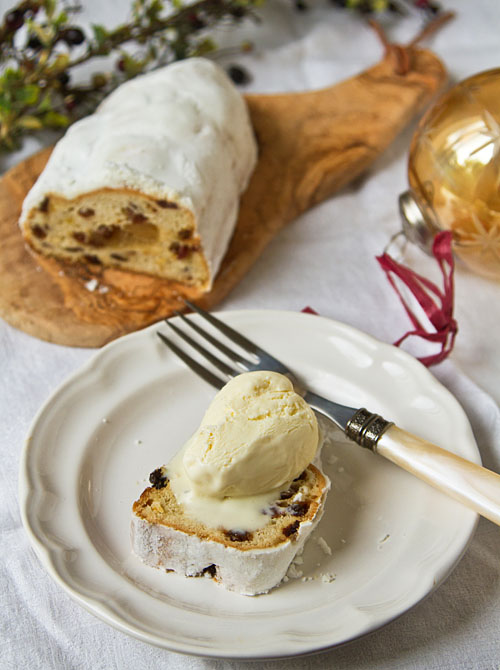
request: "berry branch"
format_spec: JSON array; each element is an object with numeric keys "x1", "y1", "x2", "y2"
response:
[{"x1": 0, "y1": 0, "x2": 443, "y2": 152}]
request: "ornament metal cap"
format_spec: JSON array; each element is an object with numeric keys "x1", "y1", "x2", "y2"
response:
[{"x1": 398, "y1": 190, "x2": 440, "y2": 255}]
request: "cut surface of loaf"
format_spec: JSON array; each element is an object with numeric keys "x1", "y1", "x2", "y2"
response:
[
  {"x1": 132, "y1": 464, "x2": 330, "y2": 596},
  {"x1": 19, "y1": 58, "x2": 257, "y2": 291}
]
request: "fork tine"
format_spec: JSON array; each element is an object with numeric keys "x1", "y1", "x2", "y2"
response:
[
  {"x1": 165, "y1": 319, "x2": 238, "y2": 378},
  {"x1": 175, "y1": 311, "x2": 253, "y2": 368},
  {"x1": 157, "y1": 332, "x2": 226, "y2": 390},
  {"x1": 185, "y1": 299, "x2": 262, "y2": 356}
]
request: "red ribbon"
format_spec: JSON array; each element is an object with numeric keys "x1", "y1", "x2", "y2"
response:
[{"x1": 376, "y1": 231, "x2": 458, "y2": 366}]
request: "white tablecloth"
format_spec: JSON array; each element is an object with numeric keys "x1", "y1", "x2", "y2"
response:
[{"x1": 2, "y1": 1, "x2": 500, "y2": 668}]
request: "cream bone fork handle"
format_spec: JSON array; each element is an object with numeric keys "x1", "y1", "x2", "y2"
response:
[{"x1": 158, "y1": 301, "x2": 500, "y2": 527}]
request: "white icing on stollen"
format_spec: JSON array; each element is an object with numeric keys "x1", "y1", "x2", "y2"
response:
[{"x1": 19, "y1": 57, "x2": 258, "y2": 284}]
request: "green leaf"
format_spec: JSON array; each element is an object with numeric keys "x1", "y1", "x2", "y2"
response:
[
  {"x1": 16, "y1": 115, "x2": 44, "y2": 130},
  {"x1": 191, "y1": 37, "x2": 216, "y2": 57},
  {"x1": 0, "y1": 94, "x2": 12, "y2": 113},
  {"x1": 92, "y1": 24, "x2": 108, "y2": 47},
  {"x1": 49, "y1": 53, "x2": 70, "y2": 73},
  {"x1": 37, "y1": 93, "x2": 53, "y2": 113},
  {"x1": 14, "y1": 85, "x2": 40, "y2": 105},
  {"x1": 1, "y1": 68, "x2": 23, "y2": 86},
  {"x1": 54, "y1": 10, "x2": 69, "y2": 27},
  {"x1": 43, "y1": 0, "x2": 57, "y2": 19},
  {"x1": 43, "y1": 111, "x2": 70, "y2": 128},
  {"x1": 119, "y1": 53, "x2": 144, "y2": 77}
]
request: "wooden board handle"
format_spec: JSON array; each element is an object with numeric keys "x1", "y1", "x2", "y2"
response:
[{"x1": 376, "y1": 425, "x2": 500, "y2": 526}]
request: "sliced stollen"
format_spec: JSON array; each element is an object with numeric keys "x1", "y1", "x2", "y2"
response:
[
  {"x1": 132, "y1": 463, "x2": 330, "y2": 596},
  {"x1": 19, "y1": 57, "x2": 257, "y2": 293}
]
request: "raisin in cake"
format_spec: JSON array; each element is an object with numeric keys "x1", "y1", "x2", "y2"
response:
[
  {"x1": 19, "y1": 58, "x2": 257, "y2": 292},
  {"x1": 132, "y1": 464, "x2": 330, "y2": 596}
]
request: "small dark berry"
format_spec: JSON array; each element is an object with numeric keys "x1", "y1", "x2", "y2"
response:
[
  {"x1": 61, "y1": 27, "x2": 85, "y2": 46},
  {"x1": 27, "y1": 34, "x2": 42, "y2": 50},
  {"x1": 231, "y1": 6, "x2": 246, "y2": 18},
  {"x1": 426, "y1": 2, "x2": 440, "y2": 13},
  {"x1": 26, "y1": 4, "x2": 40, "y2": 17},
  {"x1": 357, "y1": 1, "x2": 373, "y2": 14},
  {"x1": 226, "y1": 64, "x2": 251, "y2": 86},
  {"x1": 5, "y1": 9, "x2": 24, "y2": 31},
  {"x1": 388, "y1": 1, "x2": 404, "y2": 13},
  {"x1": 58, "y1": 71, "x2": 70, "y2": 87},
  {"x1": 64, "y1": 96, "x2": 76, "y2": 111},
  {"x1": 117, "y1": 58, "x2": 126, "y2": 72},
  {"x1": 188, "y1": 13, "x2": 205, "y2": 30}
]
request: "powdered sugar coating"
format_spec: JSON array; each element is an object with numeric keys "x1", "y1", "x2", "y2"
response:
[{"x1": 20, "y1": 58, "x2": 257, "y2": 282}]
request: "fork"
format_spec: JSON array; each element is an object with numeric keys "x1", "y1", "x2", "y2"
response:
[{"x1": 157, "y1": 301, "x2": 500, "y2": 527}]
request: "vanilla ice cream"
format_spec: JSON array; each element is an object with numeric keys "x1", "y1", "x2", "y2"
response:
[{"x1": 182, "y1": 371, "x2": 319, "y2": 498}]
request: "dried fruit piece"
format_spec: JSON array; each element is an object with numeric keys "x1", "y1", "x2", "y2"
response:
[
  {"x1": 149, "y1": 468, "x2": 168, "y2": 490},
  {"x1": 38, "y1": 197, "x2": 49, "y2": 212},
  {"x1": 156, "y1": 199, "x2": 179, "y2": 209},
  {"x1": 283, "y1": 521, "x2": 300, "y2": 537},
  {"x1": 287, "y1": 502, "x2": 310, "y2": 516},
  {"x1": 31, "y1": 225, "x2": 47, "y2": 239},
  {"x1": 224, "y1": 529, "x2": 253, "y2": 542},
  {"x1": 78, "y1": 207, "x2": 95, "y2": 218}
]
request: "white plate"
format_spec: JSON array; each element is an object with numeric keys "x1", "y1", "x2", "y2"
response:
[{"x1": 20, "y1": 310, "x2": 479, "y2": 659}]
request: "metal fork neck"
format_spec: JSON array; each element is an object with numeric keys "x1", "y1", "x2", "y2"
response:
[{"x1": 304, "y1": 392, "x2": 393, "y2": 451}]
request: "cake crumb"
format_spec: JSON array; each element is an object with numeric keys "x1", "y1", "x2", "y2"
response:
[
  {"x1": 316, "y1": 536, "x2": 332, "y2": 556},
  {"x1": 85, "y1": 278, "x2": 99, "y2": 292},
  {"x1": 321, "y1": 573, "x2": 336, "y2": 583},
  {"x1": 98, "y1": 285, "x2": 109, "y2": 294},
  {"x1": 101, "y1": 418, "x2": 109, "y2": 424},
  {"x1": 135, "y1": 439, "x2": 143, "y2": 445},
  {"x1": 151, "y1": 501, "x2": 163, "y2": 514},
  {"x1": 287, "y1": 564, "x2": 304, "y2": 579}
]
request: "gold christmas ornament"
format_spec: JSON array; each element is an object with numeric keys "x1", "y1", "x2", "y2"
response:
[{"x1": 399, "y1": 68, "x2": 500, "y2": 281}]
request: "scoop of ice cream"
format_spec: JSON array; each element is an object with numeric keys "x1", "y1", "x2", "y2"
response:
[{"x1": 182, "y1": 371, "x2": 319, "y2": 497}]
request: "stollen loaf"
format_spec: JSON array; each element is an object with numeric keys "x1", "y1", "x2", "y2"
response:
[{"x1": 19, "y1": 58, "x2": 257, "y2": 291}]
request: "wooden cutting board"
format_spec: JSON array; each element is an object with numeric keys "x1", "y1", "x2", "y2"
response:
[{"x1": 0, "y1": 43, "x2": 447, "y2": 348}]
